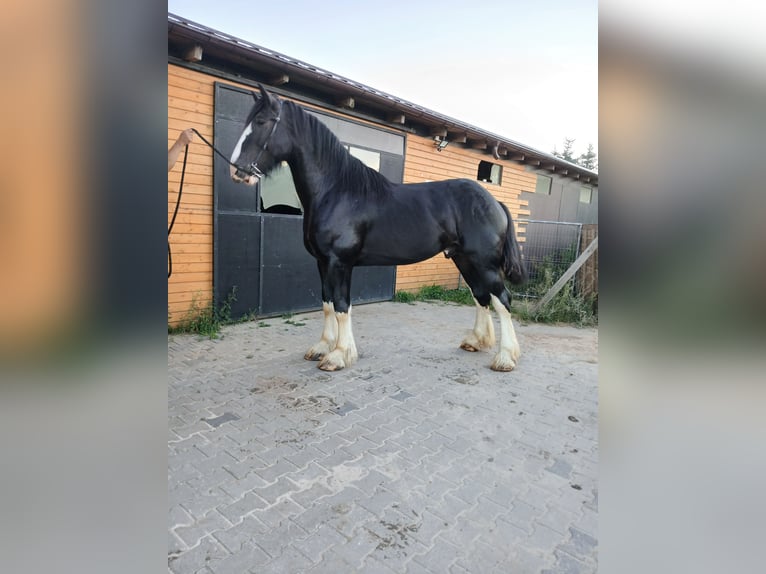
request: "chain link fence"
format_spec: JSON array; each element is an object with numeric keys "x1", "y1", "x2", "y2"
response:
[{"x1": 514, "y1": 220, "x2": 584, "y2": 299}]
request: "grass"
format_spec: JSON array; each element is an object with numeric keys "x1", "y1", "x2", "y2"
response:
[
  {"x1": 514, "y1": 283, "x2": 597, "y2": 327},
  {"x1": 168, "y1": 288, "x2": 240, "y2": 339},
  {"x1": 514, "y1": 252, "x2": 598, "y2": 326},
  {"x1": 393, "y1": 284, "x2": 475, "y2": 306},
  {"x1": 394, "y1": 276, "x2": 597, "y2": 327},
  {"x1": 168, "y1": 291, "x2": 312, "y2": 338}
]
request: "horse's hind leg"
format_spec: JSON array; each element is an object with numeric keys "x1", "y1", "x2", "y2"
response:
[
  {"x1": 455, "y1": 256, "x2": 520, "y2": 371},
  {"x1": 489, "y1": 286, "x2": 521, "y2": 372},
  {"x1": 460, "y1": 298, "x2": 495, "y2": 352},
  {"x1": 454, "y1": 258, "x2": 495, "y2": 353}
]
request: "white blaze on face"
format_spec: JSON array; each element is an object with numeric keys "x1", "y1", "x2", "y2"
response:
[{"x1": 229, "y1": 123, "x2": 253, "y2": 182}]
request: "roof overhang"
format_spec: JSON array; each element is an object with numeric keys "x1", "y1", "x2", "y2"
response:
[{"x1": 168, "y1": 13, "x2": 598, "y2": 185}]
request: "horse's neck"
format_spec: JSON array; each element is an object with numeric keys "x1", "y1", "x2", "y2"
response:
[
  {"x1": 284, "y1": 110, "x2": 338, "y2": 212},
  {"x1": 287, "y1": 150, "x2": 322, "y2": 212}
]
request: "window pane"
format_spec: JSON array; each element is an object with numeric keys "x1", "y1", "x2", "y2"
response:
[
  {"x1": 260, "y1": 161, "x2": 303, "y2": 214},
  {"x1": 490, "y1": 163, "x2": 502, "y2": 185},
  {"x1": 536, "y1": 175, "x2": 552, "y2": 194},
  {"x1": 349, "y1": 146, "x2": 381, "y2": 171},
  {"x1": 579, "y1": 187, "x2": 592, "y2": 203}
]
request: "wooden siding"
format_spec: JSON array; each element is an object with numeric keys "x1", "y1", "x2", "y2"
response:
[
  {"x1": 168, "y1": 64, "x2": 216, "y2": 326},
  {"x1": 168, "y1": 63, "x2": 533, "y2": 324},
  {"x1": 396, "y1": 138, "x2": 532, "y2": 292}
]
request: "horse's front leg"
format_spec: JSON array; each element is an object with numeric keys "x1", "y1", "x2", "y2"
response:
[
  {"x1": 304, "y1": 301, "x2": 338, "y2": 361},
  {"x1": 305, "y1": 260, "x2": 338, "y2": 361},
  {"x1": 318, "y1": 262, "x2": 358, "y2": 371}
]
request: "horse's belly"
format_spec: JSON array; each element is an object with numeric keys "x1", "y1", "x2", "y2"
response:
[{"x1": 357, "y1": 236, "x2": 443, "y2": 266}]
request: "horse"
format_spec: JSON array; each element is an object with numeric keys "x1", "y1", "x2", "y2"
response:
[{"x1": 229, "y1": 84, "x2": 528, "y2": 372}]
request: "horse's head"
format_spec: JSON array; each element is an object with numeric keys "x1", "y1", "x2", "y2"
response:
[{"x1": 229, "y1": 84, "x2": 285, "y2": 185}]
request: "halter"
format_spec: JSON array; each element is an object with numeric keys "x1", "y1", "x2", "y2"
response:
[
  {"x1": 246, "y1": 100, "x2": 283, "y2": 179},
  {"x1": 186, "y1": 99, "x2": 282, "y2": 180}
]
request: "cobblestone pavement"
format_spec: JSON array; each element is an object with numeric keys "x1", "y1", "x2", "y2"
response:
[{"x1": 168, "y1": 301, "x2": 598, "y2": 573}]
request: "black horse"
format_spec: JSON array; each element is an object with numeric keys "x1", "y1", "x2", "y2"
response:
[{"x1": 230, "y1": 84, "x2": 527, "y2": 372}]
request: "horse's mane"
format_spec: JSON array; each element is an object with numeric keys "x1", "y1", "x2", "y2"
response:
[{"x1": 288, "y1": 102, "x2": 393, "y2": 197}]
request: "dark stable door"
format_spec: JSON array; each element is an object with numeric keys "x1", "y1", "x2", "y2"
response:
[{"x1": 213, "y1": 83, "x2": 404, "y2": 318}]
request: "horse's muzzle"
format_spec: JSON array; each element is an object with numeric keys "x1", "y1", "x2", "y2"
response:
[{"x1": 230, "y1": 165, "x2": 257, "y2": 186}]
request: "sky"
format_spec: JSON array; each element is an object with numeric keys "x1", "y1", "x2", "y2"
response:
[{"x1": 167, "y1": 0, "x2": 598, "y2": 158}]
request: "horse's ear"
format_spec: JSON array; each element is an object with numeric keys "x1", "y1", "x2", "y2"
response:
[
  {"x1": 257, "y1": 83, "x2": 275, "y2": 109},
  {"x1": 251, "y1": 90, "x2": 259, "y2": 104}
]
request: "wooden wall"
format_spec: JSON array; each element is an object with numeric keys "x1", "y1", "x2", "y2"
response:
[
  {"x1": 168, "y1": 63, "x2": 533, "y2": 324},
  {"x1": 396, "y1": 139, "x2": 533, "y2": 292},
  {"x1": 168, "y1": 64, "x2": 216, "y2": 326}
]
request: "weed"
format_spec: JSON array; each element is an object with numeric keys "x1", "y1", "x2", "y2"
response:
[
  {"x1": 395, "y1": 271, "x2": 597, "y2": 327},
  {"x1": 393, "y1": 290, "x2": 416, "y2": 304},
  {"x1": 168, "y1": 288, "x2": 239, "y2": 339},
  {"x1": 393, "y1": 285, "x2": 474, "y2": 306},
  {"x1": 513, "y1": 253, "x2": 598, "y2": 326}
]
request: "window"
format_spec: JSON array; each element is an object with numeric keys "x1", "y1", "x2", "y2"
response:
[
  {"x1": 477, "y1": 160, "x2": 502, "y2": 185},
  {"x1": 349, "y1": 146, "x2": 381, "y2": 171},
  {"x1": 260, "y1": 147, "x2": 383, "y2": 215},
  {"x1": 260, "y1": 161, "x2": 303, "y2": 215},
  {"x1": 579, "y1": 186, "x2": 592, "y2": 204},
  {"x1": 535, "y1": 174, "x2": 552, "y2": 195}
]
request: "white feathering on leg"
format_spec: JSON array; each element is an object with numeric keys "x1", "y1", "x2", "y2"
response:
[
  {"x1": 460, "y1": 299, "x2": 495, "y2": 351},
  {"x1": 490, "y1": 294, "x2": 520, "y2": 371},
  {"x1": 318, "y1": 306, "x2": 358, "y2": 371},
  {"x1": 305, "y1": 302, "x2": 337, "y2": 361}
]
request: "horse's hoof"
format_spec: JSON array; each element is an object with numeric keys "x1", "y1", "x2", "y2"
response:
[
  {"x1": 460, "y1": 342, "x2": 479, "y2": 352},
  {"x1": 305, "y1": 341, "x2": 333, "y2": 361},
  {"x1": 490, "y1": 362, "x2": 515, "y2": 372},
  {"x1": 318, "y1": 359, "x2": 344, "y2": 371},
  {"x1": 491, "y1": 351, "x2": 516, "y2": 372}
]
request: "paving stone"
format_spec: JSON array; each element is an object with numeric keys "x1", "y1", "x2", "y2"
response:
[
  {"x1": 253, "y1": 458, "x2": 300, "y2": 483},
  {"x1": 175, "y1": 510, "x2": 232, "y2": 548},
  {"x1": 208, "y1": 542, "x2": 270, "y2": 573},
  {"x1": 253, "y1": 546, "x2": 314, "y2": 574},
  {"x1": 168, "y1": 537, "x2": 228, "y2": 574},
  {"x1": 547, "y1": 548, "x2": 596, "y2": 574},
  {"x1": 169, "y1": 302, "x2": 597, "y2": 574},
  {"x1": 290, "y1": 482, "x2": 334, "y2": 510},
  {"x1": 557, "y1": 526, "x2": 599, "y2": 563},
  {"x1": 212, "y1": 515, "x2": 267, "y2": 553},
  {"x1": 217, "y1": 492, "x2": 269, "y2": 524},
  {"x1": 291, "y1": 523, "x2": 348, "y2": 564}
]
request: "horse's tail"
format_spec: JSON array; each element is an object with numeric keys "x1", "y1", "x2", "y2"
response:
[{"x1": 498, "y1": 201, "x2": 528, "y2": 285}]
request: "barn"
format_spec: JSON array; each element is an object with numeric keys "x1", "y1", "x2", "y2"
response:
[{"x1": 167, "y1": 13, "x2": 598, "y2": 325}]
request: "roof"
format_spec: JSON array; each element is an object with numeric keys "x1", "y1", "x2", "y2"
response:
[{"x1": 168, "y1": 13, "x2": 597, "y2": 185}]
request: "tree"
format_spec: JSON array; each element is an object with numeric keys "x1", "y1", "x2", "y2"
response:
[
  {"x1": 578, "y1": 143, "x2": 598, "y2": 171},
  {"x1": 552, "y1": 137, "x2": 577, "y2": 163},
  {"x1": 553, "y1": 137, "x2": 598, "y2": 171}
]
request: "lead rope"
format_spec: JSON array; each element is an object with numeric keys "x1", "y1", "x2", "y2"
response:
[
  {"x1": 168, "y1": 144, "x2": 188, "y2": 278},
  {"x1": 168, "y1": 129, "x2": 251, "y2": 278},
  {"x1": 168, "y1": 118, "x2": 278, "y2": 278}
]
